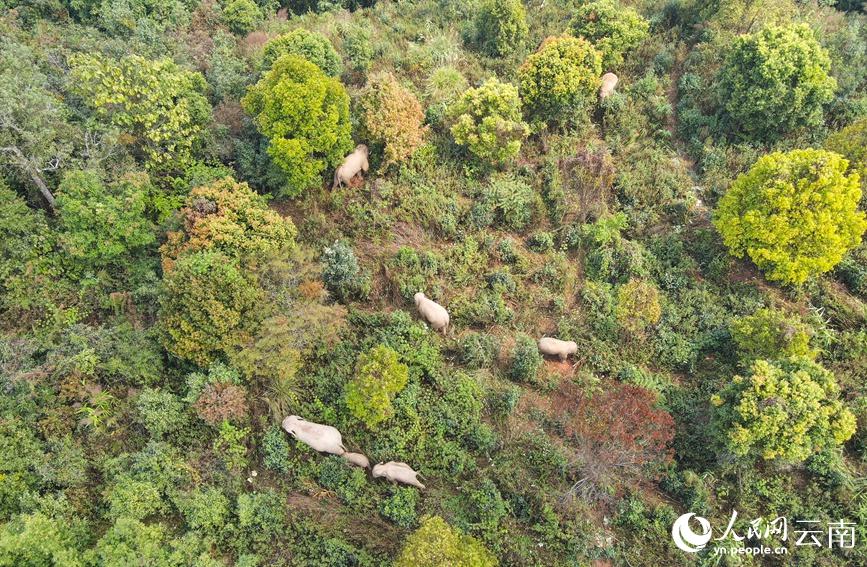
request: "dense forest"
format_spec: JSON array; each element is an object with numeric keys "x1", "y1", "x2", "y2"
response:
[{"x1": 1, "y1": 0, "x2": 867, "y2": 565}]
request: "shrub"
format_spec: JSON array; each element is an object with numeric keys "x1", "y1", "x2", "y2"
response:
[
  {"x1": 478, "y1": 174, "x2": 537, "y2": 230},
  {"x1": 396, "y1": 515, "x2": 497, "y2": 567},
  {"x1": 714, "y1": 149, "x2": 866, "y2": 285},
  {"x1": 174, "y1": 486, "x2": 230, "y2": 536},
  {"x1": 236, "y1": 490, "x2": 286, "y2": 551},
  {"x1": 570, "y1": 0, "x2": 649, "y2": 69},
  {"x1": 222, "y1": 0, "x2": 262, "y2": 35},
  {"x1": 711, "y1": 357, "x2": 856, "y2": 462},
  {"x1": 526, "y1": 231, "x2": 554, "y2": 253},
  {"x1": 318, "y1": 457, "x2": 370, "y2": 507},
  {"x1": 192, "y1": 382, "x2": 248, "y2": 426},
  {"x1": 825, "y1": 117, "x2": 867, "y2": 191},
  {"x1": 135, "y1": 388, "x2": 187, "y2": 439},
  {"x1": 345, "y1": 344, "x2": 409, "y2": 428},
  {"x1": 518, "y1": 36, "x2": 602, "y2": 125},
  {"x1": 474, "y1": 0, "x2": 528, "y2": 57},
  {"x1": 508, "y1": 334, "x2": 542, "y2": 383},
  {"x1": 379, "y1": 487, "x2": 419, "y2": 529},
  {"x1": 321, "y1": 241, "x2": 370, "y2": 302},
  {"x1": 730, "y1": 307, "x2": 814, "y2": 362},
  {"x1": 359, "y1": 72, "x2": 427, "y2": 167},
  {"x1": 615, "y1": 279, "x2": 662, "y2": 336},
  {"x1": 105, "y1": 475, "x2": 166, "y2": 520},
  {"x1": 717, "y1": 23, "x2": 836, "y2": 143},
  {"x1": 262, "y1": 426, "x2": 291, "y2": 474},
  {"x1": 159, "y1": 250, "x2": 261, "y2": 366},
  {"x1": 447, "y1": 79, "x2": 529, "y2": 165},
  {"x1": 261, "y1": 29, "x2": 342, "y2": 77},
  {"x1": 213, "y1": 421, "x2": 250, "y2": 471},
  {"x1": 458, "y1": 332, "x2": 499, "y2": 370},
  {"x1": 242, "y1": 55, "x2": 352, "y2": 195}
]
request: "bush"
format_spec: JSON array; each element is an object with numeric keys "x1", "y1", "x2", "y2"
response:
[
  {"x1": 458, "y1": 332, "x2": 499, "y2": 370},
  {"x1": 345, "y1": 344, "x2": 409, "y2": 428},
  {"x1": 192, "y1": 382, "x2": 248, "y2": 426},
  {"x1": 730, "y1": 307, "x2": 814, "y2": 362},
  {"x1": 447, "y1": 79, "x2": 528, "y2": 165},
  {"x1": 714, "y1": 149, "x2": 866, "y2": 285},
  {"x1": 261, "y1": 29, "x2": 342, "y2": 77},
  {"x1": 711, "y1": 357, "x2": 856, "y2": 462},
  {"x1": 135, "y1": 388, "x2": 187, "y2": 439},
  {"x1": 222, "y1": 0, "x2": 262, "y2": 35},
  {"x1": 526, "y1": 231, "x2": 554, "y2": 253},
  {"x1": 379, "y1": 487, "x2": 419, "y2": 529},
  {"x1": 570, "y1": 0, "x2": 649, "y2": 69},
  {"x1": 318, "y1": 457, "x2": 370, "y2": 507},
  {"x1": 508, "y1": 334, "x2": 542, "y2": 383},
  {"x1": 396, "y1": 515, "x2": 497, "y2": 567},
  {"x1": 359, "y1": 72, "x2": 427, "y2": 167},
  {"x1": 242, "y1": 55, "x2": 352, "y2": 195},
  {"x1": 105, "y1": 475, "x2": 166, "y2": 520},
  {"x1": 262, "y1": 426, "x2": 291, "y2": 474},
  {"x1": 518, "y1": 35, "x2": 602, "y2": 125},
  {"x1": 717, "y1": 23, "x2": 836, "y2": 143},
  {"x1": 321, "y1": 241, "x2": 370, "y2": 302},
  {"x1": 175, "y1": 486, "x2": 230, "y2": 536},
  {"x1": 213, "y1": 421, "x2": 250, "y2": 472},
  {"x1": 478, "y1": 174, "x2": 537, "y2": 230},
  {"x1": 615, "y1": 279, "x2": 662, "y2": 336},
  {"x1": 474, "y1": 0, "x2": 528, "y2": 57},
  {"x1": 825, "y1": 117, "x2": 867, "y2": 191}
]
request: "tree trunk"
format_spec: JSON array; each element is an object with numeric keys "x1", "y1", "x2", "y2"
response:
[{"x1": 1, "y1": 146, "x2": 57, "y2": 212}]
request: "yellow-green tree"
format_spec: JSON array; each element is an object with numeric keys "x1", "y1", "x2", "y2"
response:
[
  {"x1": 825, "y1": 117, "x2": 867, "y2": 193},
  {"x1": 69, "y1": 54, "x2": 211, "y2": 170},
  {"x1": 261, "y1": 29, "x2": 342, "y2": 77},
  {"x1": 518, "y1": 36, "x2": 602, "y2": 125},
  {"x1": 344, "y1": 344, "x2": 409, "y2": 428},
  {"x1": 396, "y1": 515, "x2": 497, "y2": 567},
  {"x1": 359, "y1": 72, "x2": 427, "y2": 167},
  {"x1": 242, "y1": 55, "x2": 352, "y2": 196},
  {"x1": 711, "y1": 357, "x2": 856, "y2": 462},
  {"x1": 616, "y1": 278, "x2": 662, "y2": 336},
  {"x1": 570, "y1": 0, "x2": 649, "y2": 69},
  {"x1": 474, "y1": 0, "x2": 528, "y2": 57},
  {"x1": 730, "y1": 307, "x2": 815, "y2": 362},
  {"x1": 714, "y1": 149, "x2": 865, "y2": 285}
]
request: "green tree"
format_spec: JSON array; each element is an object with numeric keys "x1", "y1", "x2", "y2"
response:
[
  {"x1": 615, "y1": 278, "x2": 661, "y2": 336},
  {"x1": 359, "y1": 72, "x2": 427, "y2": 167},
  {"x1": 0, "y1": 511, "x2": 87, "y2": 566},
  {"x1": 711, "y1": 357, "x2": 856, "y2": 462},
  {"x1": 447, "y1": 79, "x2": 529, "y2": 165},
  {"x1": 714, "y1": 149, "x2": 865, "y2": 285},
  {"x1": 69, "y1": 54, "x2": 211, "y2": 170},
  {"x1": 261, "y1": 29, "x2": 343, "y2": 77},
  {"x1": 518, "y1": 35, "x2": 602, "y2": 125},
  {"x1": 570, "y1": 0, "x2": 649, "y2": 69},
  {"x1": 396, "y1": 515, "x2": 498, "y2": 567},
  {"x1": 242, "y1": 55, "x2": 352, "y2": 196},
  {"x1": 474, "y1": 0, "x2": 528, "y2": 57},
  {"x1": 508, "y1": 334, "x2": 542, "y2": 383},
  {"x1": 730, "y1": 307, "x2": 815, "y2": 362},
  {"x1": 825, "y1": 117, "x2": 867, "y2": 192},
  {"x1": 222, "y1": 0, "x2": 262, "y2": 35},
  {"x1": 345, "y1": 344, "x2": 409, "y2": 428},
  {"x1": 134, "y1": 388, "x2": 187, "y2": 440},
  {"x1": 56, "y1": 170, "x2": 155, "y2": 272},
  {"x1": 159, "y1": 250, "x2": 262, "y2": 366},
  {"x1": 717, "y1": 23, "x2": 836, "y2": 143}
]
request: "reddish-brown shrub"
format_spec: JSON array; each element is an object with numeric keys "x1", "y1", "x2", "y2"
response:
[{"x1": 193, "y1": 383, "x2": 248, "y2": 426}]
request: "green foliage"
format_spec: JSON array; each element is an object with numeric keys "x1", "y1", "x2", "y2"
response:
[
  {"x1": 159, "y1": 250, "x2": 262, "y2": 366},
  {"x1": 474, "y1": 174, "x2": 538, "y2": 230},
  {"x1": 174, "y1": 486, "x2": 230, "y2": 536},
  {"x1": 222, "y1": 0, "x2": 262, "y2": 35},
  {"x1": 615, "y1": 278, "x2": 662, "y2": 336},
  {"x1": 235, "y1": 490, "x2": 286, "y2": 552},
  {"x1": 69, "y1": 53, "x2": 210, "y2": 170},
  {"x1": 135, "y1": 388, "x2": 186, "y2": 440},
  {"x1": 508, "y1": 334, "x2": 542, "y2": 383},
  {"x1": 321, "y1": 241, "x2": 370, "y2": 302},
  {"x1": 447, "y1": 79, "x2": 529, "y2": 165},
  {"x1": 518, "y1": 35, "x2": 602, "y2": 125},
  {"x1": 105, "y1": 475, "x2": 166, "y2": 520},
  {"x1": 262, "y1": 426, "x2": 292, "y2": 474},
  {"x1": 345, "y1": 344, "x2": 409, "y2": 428},
  {"x1": 396, "y1": 515, "x2": 498, "y2": 567},
  {"x1": 473, "y1": 0, "x2": 528, "y2": 57},
  {"x1": 712, "y1": 357, "x2": 856, "y2": 462},
  {"x1": 212, "y1": 421, "x2": 250, "y2": 472},
  {"x1": 826, "y1": 117, "x2": 867, "y2": 189},
  {"x1": 717, "y1": 23, "x2": 837, "y2": 143},
  {"x1": 261, "y1": 29, "x2": 343, "y2": 77},
  {"x1": 242, "y1": 55, "x2": 352, "y2": 195},
  {"x1": 379, "y1": 487, "x2": 418, "y2": 528},
  {"x1": 56, "y1": 170, "x2": 155, "y2": 273},
  {"x1": 359, "y1": 72, "x2": 427, "y2": 167},
  {"x1": 570, "y1": 0, "x2": 650, "y2": 69},
  {"x1": 714, "y1": 149, "x2": 866, "y2": 284},
  {"x1": 0, "y1": 510, "x2": 87, "y2": 567},
  {"x1": 457, "y1": 332, "x2": 499, "y2": 370},
  {"x1": 730, "y1": 307, "x2": 814, "y2": 362},
  {"x1": 317, "y1": 457, "x2": 370, "y2": 507}
]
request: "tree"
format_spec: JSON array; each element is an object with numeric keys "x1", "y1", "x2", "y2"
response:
[
  {"x1": 714, "y1": 149, "x2": 865, "y2": 285},
  {"x1": 321, "y1": 241, "x2": 370, "y2": 302},
  {"x1": 569, "y1": 0, "x2": 649, "y2": 69},
  {"x1": 730, "y1": 307, "x2": 814, "y2": 362},
  {"x1": 359, "y1": 72, "x2": 427, "y2": 167},
  {"x1": 615, "y1": 278, "x2": 662, "y2": 336},
  {"x1": 261, "y1": 29, "x2": 343, "y2": 77},
  {"x1": 474, "y1": 0, "x2": 528, "y2": 57},
  {"x1": 518, "y1": 36, "x2": 602, "y2": 125},
  {"x1": 711, "y1": 357, "x2": 856, "y2": 462},
  {"x1": 0, "y1": 511, "x2": 87, "y2": 566},
  {"x1": 396, "y1": 515, "x2": 497, "y2": 567},
  {"x1": 222, "y1": 0, "x2": 262, "y2": 35},
  {"x1": 160, "y1": 177, "x2": 296, "y2": 271},
  {"x1": 717, "y1": 23, "x2": 836, "y2": 143},
  {"x1": 56, "y1": 170, "x2": 155, "y2": 272},
  {"x1": 242, "y1": 55, "x2": 352, "y2": 196},
  {"x1": 0, "y1": 40, "x2": 74, "y2": 210},
  {"x1": 447, "y1": 79, "x2": 529, "y2": 165},
  {"x1": 508, "y1": 334, "x2": 542, "y2": 383},
  {"x1": 159, "y1": 250, "x2": 262, "y2": 366},
  {"x1": 345, "y1": 344, "x2": 409, "y2": 427},
  {"x1": 825, "y1": 117, "x2": 867, "y2": 192},
  {"x1": 69, "y1": 53, "x2": 211, "y2": 170}
]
